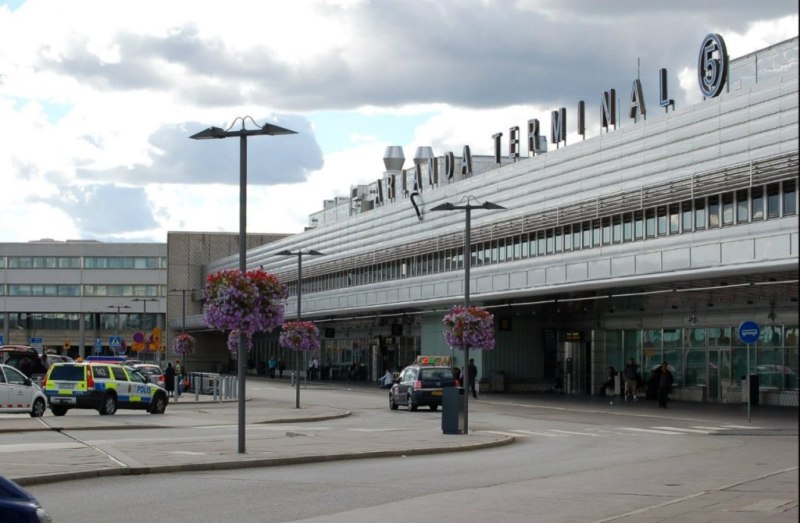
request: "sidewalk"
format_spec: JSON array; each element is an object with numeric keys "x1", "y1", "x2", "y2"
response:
[
  {"x1": 1, "y1": 381, "x2": 796, "y2": 489},
  {"x1": 0, "y1": 393, "x2": 513, "y2": 487}
]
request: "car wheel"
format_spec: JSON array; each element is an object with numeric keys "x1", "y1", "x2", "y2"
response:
[
  {"x1": 408, "y1": 394, "x2": 418, "y2": 411},
  {"x1": 429, "y1": 404, "x2": 438, "y2": 411},
  {"x1": 149, "y1": 393, "x2": 167, "y2": 414},
  {"x1": 51, "y1": 406, "x2": 68, "y2": 416},
  {"x1": 389, "y1": 392, "x2": 398, "y2": 410},
  {"x1": 30, "y1": 398, "x2": 46, "y2": 418},
  {"x1": 99, "y1": 394, "x2": 117, "y2": 415}
]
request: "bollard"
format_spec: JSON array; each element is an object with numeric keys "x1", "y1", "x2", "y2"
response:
[
  {"x1": 213, "y1": 378, "x2": 219, "y2": 402},
  {"x1": 232, "y1": 377, "x2": 237, "y2": 399},
  {"x1": 174, "y1": 375, "x2": 180, "y2": 402}
]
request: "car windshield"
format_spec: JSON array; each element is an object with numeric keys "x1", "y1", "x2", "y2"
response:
[
  {"x1": 48, "y1": 365, "x2": 85, "y2": 381},
  {"x1": 421, "y1": 368, "x2": 455, "y2": 380}
]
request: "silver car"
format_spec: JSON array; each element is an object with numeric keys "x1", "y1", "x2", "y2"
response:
[{"x1": 0, "y1": 363, "x2": 47, "y2": 417}]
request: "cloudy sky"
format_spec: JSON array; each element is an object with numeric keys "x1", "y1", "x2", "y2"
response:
[{"x1": 1, "y1": 0, "x2": 797, "y2": 243}]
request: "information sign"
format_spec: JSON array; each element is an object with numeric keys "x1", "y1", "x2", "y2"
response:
[
  {"x1": 94, "y1": 338, "x2": 103, "y2": 354},
  {"x1": 737, "y1": 321, "x2": 760, "y2": 345}
]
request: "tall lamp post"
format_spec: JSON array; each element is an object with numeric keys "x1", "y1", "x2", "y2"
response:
[
  {"x1": 277, "y1": 249, "x2": 324, "y2": 408},
  {"x1": 170, "y1": 288, "x2": 198, "y2": 371},
  {"x1": 132, "y1": 298, "x2": 158, "y2": 354},
  {"x1": 431, "y1": 197, "x2": 506, "y2": 434},
  {"x1": 191, "y1": 116, "x2": 296, "y2": 454},
  {"x1": 107, "y1": 305, "x2": 131, "y2": 352}
]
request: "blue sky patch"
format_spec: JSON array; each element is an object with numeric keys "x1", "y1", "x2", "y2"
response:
[{"x1": 309, "y1": 111, "x2": 433, "y2": 154}]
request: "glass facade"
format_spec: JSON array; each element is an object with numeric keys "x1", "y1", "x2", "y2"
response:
[{"x1": 604, "y1": 325, "x2": 799, "y2": 401}]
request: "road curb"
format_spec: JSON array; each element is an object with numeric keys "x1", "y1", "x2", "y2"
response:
[{"x1": 12, "y1": 433, "x2": 515, "y2": 487}]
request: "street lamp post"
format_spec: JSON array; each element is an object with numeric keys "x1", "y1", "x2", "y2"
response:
[
  {"x1": 191, "y1": 116, "x2": 297, "y2": 454},
  {"x1": 132, "y1": 298, "x2": 158, "y2": 355},
  {"x1": 277, "y1": 249, "x2": 324, "y2": 408},
  {"x1": 106, "y1": 305, "x2": 131, "y2": 352},
  {"x1": 431, "y1": 197, "x2": 506, "y2": 434},
  {"x1": 169, "y1": 288, "x2": 197, "y2": 371}
]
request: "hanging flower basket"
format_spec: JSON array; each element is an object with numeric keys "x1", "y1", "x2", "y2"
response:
[
  {"x1": 171, "y1": 332, "x2": 196, "y2": 355},
  {"x1": 203, "y1": 268, "x2": 288, "y2": 352},
  {"x1": 279, "y1": 321, "x2": 320, "y2": 352},
  {"x1": 442, "y1": 305, "x2": 496, "y2": 350}
]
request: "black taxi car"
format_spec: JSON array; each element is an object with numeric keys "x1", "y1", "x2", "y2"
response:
[
  {"x1": 42, "y1": 358, "x2": 169, "y2": 416},
  {"x1": 389, "y1": 365, "x2": 459, "y2": 411}
]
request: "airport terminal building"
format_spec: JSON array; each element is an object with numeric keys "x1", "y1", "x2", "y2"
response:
[
  {"x1": 6, "y1": 34, "x2": 794, "y2": 408},
  {"x1": 186, "y1": 34, "x2": 798, "y2": 407}
]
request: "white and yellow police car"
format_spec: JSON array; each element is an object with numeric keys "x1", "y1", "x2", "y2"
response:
[{"x1": 42, "y1": 357, "x2": 169, "y2": 416}]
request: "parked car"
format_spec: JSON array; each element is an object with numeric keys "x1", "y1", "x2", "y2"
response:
[
  {"x1": 131, "y1": 363, "x2": 165, "y2": 386},
  {"x1": 43, "y1": 353, "x2": 74, "y2": 366},
  {"x1": 42, "y1": 361, "x2": 169, "y2": 416},
  {"x1": 0, "y1": 474, "x2": 53, "y2": 522},
  {"x1": 0, "y1": 346, "x2": 47, "y2": 379},
  {"x1": 389, "y1": 365, "x2": 459, "y2": 411},
  {"x1": 0, "y1": 364, "x2": 47, "y2": 417}
]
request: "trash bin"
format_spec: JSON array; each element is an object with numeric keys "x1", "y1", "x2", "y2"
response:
[
  {"x1": 749, "y1": 374, "x2": 759, "y2": 406},
  {"x1": 441, "y1": 386, "x2": 464, "y2": 434},
  {"x1": 491, "y1": 371, "x2": 505, "y2": 393}
]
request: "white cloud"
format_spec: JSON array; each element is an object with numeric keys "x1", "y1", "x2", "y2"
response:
[{"x1": 0, "y1": 0, "x2": 796, "y2": 243}]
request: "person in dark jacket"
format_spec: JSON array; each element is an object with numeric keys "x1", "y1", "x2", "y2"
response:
[
  {"x1": 164, "y1": 362, "x2": 176, "y2": 397},
  {"x1": 467, "y1": 359, "x2": 479, "y2": 399},
  {"x1": 654, "y1": 362, "x2": 673, "y2": 408}
]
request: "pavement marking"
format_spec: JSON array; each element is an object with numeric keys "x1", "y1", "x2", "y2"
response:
[
  {"x1": 349, "y1": 428, "x2": 402, "y2": 432},
  {"x1": 692, "y1": 425, "x2": 730, "y2": 431},
  {"x1": 0, "y1": 442, "x2": 86, "y2": 453},
  {"x1": 550, "y1": 429, "x2": 600, "y2": 437},
  {"x1": 721, "y1": 424, "x2": 764, "y2": 429},
  {"x1": 652, "y1": 426, "x2": 715, "y2": 434},
  {"x1": 484, "y1": 430, "x2": 532, "y2": 438},
  {"x1": 510, "y1": 429, "x2": 558, "y2": 437},
  {"x1": 735, "y1": 499, "x2": 794, "y2": 512},
  {"x1": 619, "y1": 427, "x2": 686, "y2": 435}
]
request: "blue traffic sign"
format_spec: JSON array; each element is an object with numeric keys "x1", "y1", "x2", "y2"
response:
[
  {"x1": 737, "y1": 321, "x2": 760, "y2": 345},
  {"x1": 94, "y1": 338, "x2": 103, "y2": 354},
  {"x1": 0, "y1": 334, "x2": 4, "y2": 345}
]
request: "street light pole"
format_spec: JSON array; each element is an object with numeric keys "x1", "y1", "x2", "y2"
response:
[
  {"x1": 106, "y1": 305, "x2": 131, "y2": 350},
  {"x1": 277, "y1": 249, "x2": 324, "y2": 408},
  {"x1": 132, "y1": 298, "x2": 158, "y2": 356},
  {"x1": 169, "y1": 288, "x2": 197, "y2": 371},
  {"x1": 431, "y1": 198, "x2": 506, "y2": 434},
  {"x1": 191, "y1": 117, "x2": 297, "y2": 454}
]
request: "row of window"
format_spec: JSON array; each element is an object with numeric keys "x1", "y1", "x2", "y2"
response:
[
  {"x1": 0, "y1": 285, "x2": 165, "y2": 297},
  {"x1": 287, "y1": 180, "x2": 797, "y2": 296},
  {"x1": 1, "y1": 312, "x2": 159, "y2": 332},
  {"x1": 0, "y1": 256, "x2": 167, "y2": 270}
]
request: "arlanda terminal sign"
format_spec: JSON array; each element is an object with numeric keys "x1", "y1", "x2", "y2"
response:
[{"x1": 372, "y1": 33, "x2": 731, "y2": 211}]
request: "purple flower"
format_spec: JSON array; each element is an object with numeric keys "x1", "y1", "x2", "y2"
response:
[
  {"x1": 171, "y1": 333, "x2": 196, "y2": 355},
  {"x1": 203, "y1": 269, "x2": 288, "y2": 353},
  {"x1": 279, "y1": 321, "x2": 320, "y2": 351},
  {"x1": 442, "y1": 305, "x2": 496, "y2": 350}
]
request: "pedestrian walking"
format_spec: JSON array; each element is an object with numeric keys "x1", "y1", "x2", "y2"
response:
[{"x1": 468, "y1": 358, "x2": 479, "y2": 399}]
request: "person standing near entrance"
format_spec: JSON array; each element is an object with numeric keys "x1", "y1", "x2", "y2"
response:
[
  {"x1": 655, "y1": 362, "x2": 673, "y2": 408},
  {"x1": 623, "y1": 359, "x2": 639, "y2": 401},
  {"x1": 468, "y1": 358, "x2": 479, "y2": 399}
]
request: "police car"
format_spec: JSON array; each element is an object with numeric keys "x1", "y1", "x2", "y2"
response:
[{"x1": 42, "y1": 357, "x2": 169, "y2": 416}]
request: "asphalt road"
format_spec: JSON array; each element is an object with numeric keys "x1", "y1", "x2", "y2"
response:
[{"x1": 15, "y1": 380, "x2": 797, "y2": 523}]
